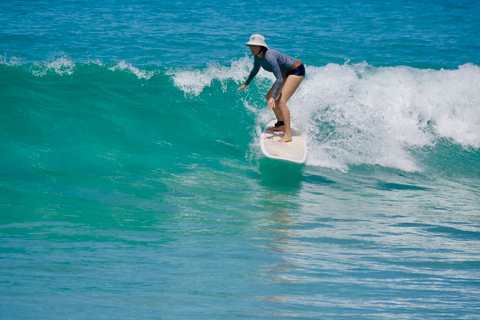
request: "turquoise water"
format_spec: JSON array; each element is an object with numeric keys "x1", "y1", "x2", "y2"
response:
[{"x1": 1, "y1": 0, "x2": 480, "y2": 319}]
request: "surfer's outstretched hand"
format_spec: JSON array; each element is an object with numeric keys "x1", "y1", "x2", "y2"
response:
[{"x1": 237, "y1": 84, "x2": 247, "y2": 92}]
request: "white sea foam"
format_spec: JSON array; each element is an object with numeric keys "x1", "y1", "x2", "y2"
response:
[
  {"x1": 171, "y1": 55, "x2": 274, "y2": 96},
  {"x1": 415, "y1": 63, "x2": 480, "y2": 148},
  {"x1": 109, "y1": 60, "x2": 155, "y2": 80},
  {"x1": 27, "y1": 57, "x2": 154, "y2": 79},
  {"x1": 31, "y1": 56, "x2": 76, "y2": 77},
  {"x1": 297, "y1": 62, "x2": 480, "y2": 171},
  {"x1": 0, "y1": 54, "x2": 24, "y2": 66}
]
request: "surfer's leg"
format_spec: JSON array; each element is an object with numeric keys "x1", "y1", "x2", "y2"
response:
[
  {"x1": 277, "y1": 75, "x2": 304, "y2": 143},
  {"x1": 265, "y1": 84, "x2": 283, "y2": 121},
  {"x1": 266, "y1": 80, "x2": 287, "y2": 130}
]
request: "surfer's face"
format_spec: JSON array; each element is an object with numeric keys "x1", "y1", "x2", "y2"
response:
[{"x1": 249, "y1": 45, "x2": 262, "y2": 56}]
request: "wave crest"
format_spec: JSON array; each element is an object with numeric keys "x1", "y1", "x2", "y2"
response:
[{"x1": 2, "y1": 56, "x2": 479, "y2": 172}]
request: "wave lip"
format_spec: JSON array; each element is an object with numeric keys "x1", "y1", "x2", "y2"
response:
[
  {"x1": 1, "y1": 54, "x2": 158, "y2": 80},
  {"x1": 170, "y1": 56, "x2": 273, "y2": 96},
  {"x1": 28, "y1": 56, "x2": 76, "y2": 77},
  {"x1": 109, "y1": 60, "x2": 156, "y2": 80}
]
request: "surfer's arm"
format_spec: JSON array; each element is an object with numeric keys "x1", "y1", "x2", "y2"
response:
[
  {"x1": 265, "y1": 51, "x2": 283, "y2": 102},
  {"x1": 237, "y1": 59, "x2": 260, "y2": 92},
  {"x1": 268, "y1": 59, "x2": 283, "y2": 100},
  {"x1": 237, "y1": 83, "x2": 247, "y2": 92},
  {"x1": 238, "y1": 59, "x2": 260, "y2": 92},
  {"x1": 244, "y1": 59, "x2": 261, "y2": 86}
]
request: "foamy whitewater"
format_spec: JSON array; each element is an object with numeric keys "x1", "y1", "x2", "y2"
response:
[
  {"x1": 1, "y1": 0, "x2": 480, "y2": 319},
  {"x1": 172, "y1": 59, "x2": 480, "y2": 172}
]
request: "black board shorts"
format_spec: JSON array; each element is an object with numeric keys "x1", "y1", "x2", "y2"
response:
[{"x1": 285, "y1": 63, "x2": 305, "y2": 77}]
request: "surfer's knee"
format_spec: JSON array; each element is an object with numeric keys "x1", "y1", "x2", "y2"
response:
[{"x1": 278, "y1": 99, "x2": 288, "y2": 110}]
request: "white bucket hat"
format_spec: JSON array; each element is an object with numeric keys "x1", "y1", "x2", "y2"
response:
[{"x1": 246, "y1": 34, "x2": 268, "y2": 48}]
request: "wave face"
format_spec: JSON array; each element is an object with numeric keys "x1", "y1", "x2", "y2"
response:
[{"x1": 1, "y1": 58, "x2": 480, "y2": 176}]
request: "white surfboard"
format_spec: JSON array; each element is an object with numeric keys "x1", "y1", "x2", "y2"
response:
[{"x1": 260, "y1": 120, "x2": 307, "y2": 164}]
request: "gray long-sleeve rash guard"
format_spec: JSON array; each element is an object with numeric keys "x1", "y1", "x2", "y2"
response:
[{"x1": 244, "y1": 48, "x2": 299, "y2": 100}]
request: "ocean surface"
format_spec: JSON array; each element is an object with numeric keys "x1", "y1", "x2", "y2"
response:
[{"x1": 1, "y1": 0, "x2": 480, "y2": 319}]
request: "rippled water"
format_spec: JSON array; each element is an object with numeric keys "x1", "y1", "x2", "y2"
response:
[{"x1": 1, "y1": 0, "x2": 480, "y2": 319}]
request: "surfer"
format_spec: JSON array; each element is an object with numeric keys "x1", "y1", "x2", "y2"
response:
[{"x1": 238, "y1": 34, "x2": 305, "y2": 143}]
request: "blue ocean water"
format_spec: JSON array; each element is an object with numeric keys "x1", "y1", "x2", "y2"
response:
[{"x1": 1, "y1": 0, "x2": 480, "y2": 319}]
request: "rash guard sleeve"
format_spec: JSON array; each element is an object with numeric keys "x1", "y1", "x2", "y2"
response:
[
  {"x1": 245, "y1": 58, "x2": 261, "y2": 86},
  {"x1": 264, "y1": 52, "x2": 284, "y2": 99}
]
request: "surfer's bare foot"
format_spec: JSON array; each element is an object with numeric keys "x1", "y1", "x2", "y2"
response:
[{"x1": 278, "y1": 134, "x2": 292, "y2": 143}]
